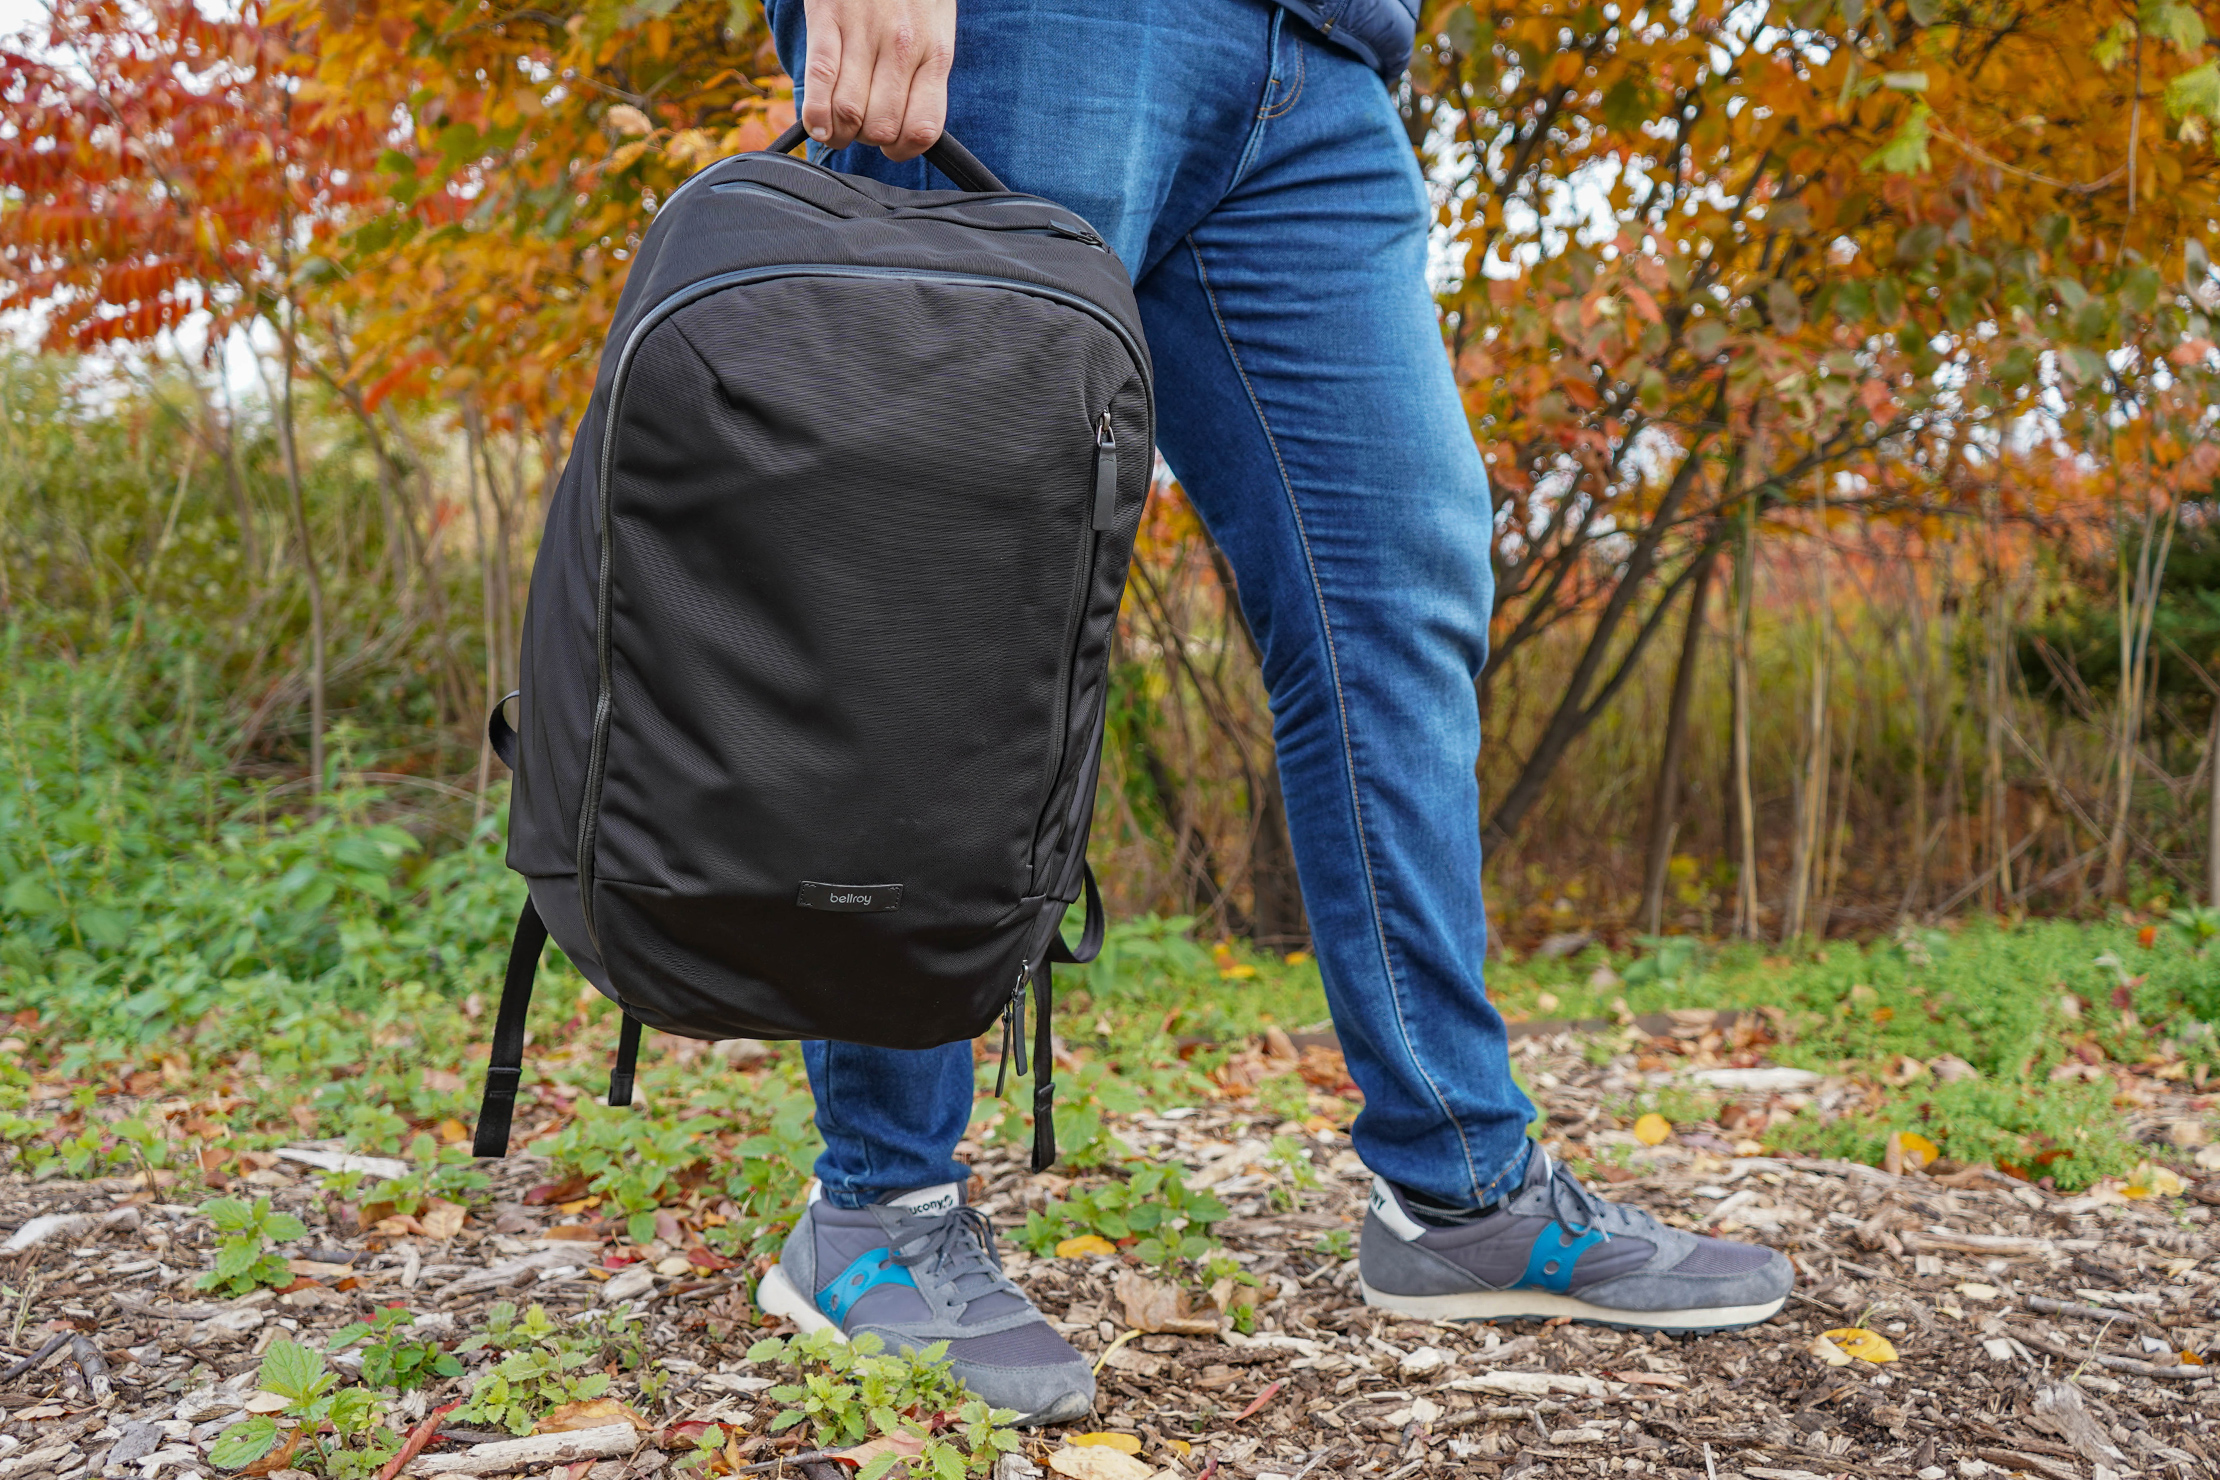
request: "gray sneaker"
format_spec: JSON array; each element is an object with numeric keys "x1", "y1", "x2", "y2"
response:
[
  {"x1": 1360, "y1": 1144, "x2": 1792, "y2": 1333},
  {"x1": 756, "y1": 1181, "x2": 1094, "y2": 1425}
]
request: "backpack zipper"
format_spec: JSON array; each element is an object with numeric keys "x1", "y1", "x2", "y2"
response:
[
  {"x1": 575, "y1": 266, "x2": 1151, "y2": 953},
  {"x1": 1091, "y1": 413, "x2": 1118, "y2": 530}
]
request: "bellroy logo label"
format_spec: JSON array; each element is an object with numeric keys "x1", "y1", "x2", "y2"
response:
[{"x1": 797, "y1": 881, "x2": 902, "y2": 913}]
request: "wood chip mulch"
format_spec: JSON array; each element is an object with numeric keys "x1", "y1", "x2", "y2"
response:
[{"x1": 6, "y1": 1030, "x2": 2220, "y2": 1480}]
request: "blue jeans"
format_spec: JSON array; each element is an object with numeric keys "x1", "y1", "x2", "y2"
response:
[{"x1": 767, "y1": 0, "x2": 1534, "y2": 1213}]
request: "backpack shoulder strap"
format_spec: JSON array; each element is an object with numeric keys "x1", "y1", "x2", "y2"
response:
[
  {"x1": 1027, "y1": 863, "x2": 1106, "y2": 1173},
  {"x1": 608, "y1": 1016, "x2": 643, "y2": 1107},
  {"x1": 473, "y1": 899, "x2": 548, "y2": 1158}
]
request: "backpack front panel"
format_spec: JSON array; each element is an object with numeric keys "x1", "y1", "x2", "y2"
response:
[{"x1": 582, "y1": 272, "x2": 1144, "y2": 1044}]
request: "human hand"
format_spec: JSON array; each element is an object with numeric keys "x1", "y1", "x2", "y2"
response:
[{"x1": 799, "y1": 0, "x2": 956, "y2": 163}]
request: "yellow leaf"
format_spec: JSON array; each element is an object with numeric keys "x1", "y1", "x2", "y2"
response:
[
  {"x1": 1823, "y1": 1327, "x2": 1899, "y2": 1364},
  {"x1": 1633, "y1": 1113, "x2": 1672, "y2": 1146},
  {"x1": 437, "y1": 1117, "x2": 469, "y2": 1144},
  {"x1": 2181, "y1": 1350, "x2": 2205, "y2": 1366},
  {"x1": 1066, "y1": 1435, "x2": 1142, "y2": 1455},
  {"x1": 1898, "y1": 1131, "x2": 1940, "y2": 1168},
  {"x1": 1055, "y1": 1234, "x2": 1117, "y2": 1259}
]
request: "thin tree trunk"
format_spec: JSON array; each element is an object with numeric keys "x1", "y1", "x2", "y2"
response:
[
  {"x1": 467, "y1": 409, "x2": 497, "y2": 823},
  {"x1": 477, "y1": 424, "x2": 520, "y2": 695},
  {"x1": 1897, "y1": 533, "x2": 1934, "y2": 922},
  {"x1": 2102, "y1": 491, "x2": 2179, "y2": 899},
  {"x1": 1731, "y1": 479, "x2": 1760, "y2": 940},
  {"x1": 1784, "y1": 487, "x2": 1832, "y2": 943},
  {"x1": 381, "y1": 404, "x2": 478, "y2": 736},
  {"x1": 1640, "y1": 540, "x2": 1719, "y2": 935},
  {"x1": 207, "y1": 375, "x2": 263, "y2": 584},
  {"x1": 1815, "y1": 720, "x2": 1857, "y2": 940},
  {"x1": 261, "y1": 306, "x2": 326, "y2": 797},
  {"x1": 1981, "y1": 502, "x2": 2012, "y2": 913},
  {"x1": 1484, "y1": 436, "x2": 1719, "y2": 848}
]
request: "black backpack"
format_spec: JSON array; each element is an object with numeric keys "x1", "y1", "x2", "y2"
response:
[{"x1": 472, "y1": 124, "x2": 1151, "y2": 1171}]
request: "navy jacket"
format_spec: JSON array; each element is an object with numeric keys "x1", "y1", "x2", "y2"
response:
[{"x1": 1278, "y1": 0, "x2": 1417, "y2": 77}]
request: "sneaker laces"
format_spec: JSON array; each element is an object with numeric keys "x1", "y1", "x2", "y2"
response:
[
  {"x1": 886, "y1": 1206, "x2": 1011, "y2": 1311},
  {"x1": 1538, "y1": 1148, "x2": 1652, "y2": 1242}
]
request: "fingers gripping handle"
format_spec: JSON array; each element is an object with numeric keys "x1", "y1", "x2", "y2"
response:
[{"x1": 766, "y1": 119, "x2": 1009, "y2": 194}]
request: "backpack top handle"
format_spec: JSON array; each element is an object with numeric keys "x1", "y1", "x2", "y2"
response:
[{"x1": 766, "y1": 119, "x2": 1010, "y2": 195}]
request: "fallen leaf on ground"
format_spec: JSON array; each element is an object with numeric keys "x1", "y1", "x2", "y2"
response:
[
  {"x1": 1047, "y1": 1446, "x2": 1153, "y2": 1480},
  {"x1": 419, "y1": 1200, "x2": 467, "y2": 1240},
  {"x1": 1231, "y1": 1379, "x2": 1285, "y2": 1422},
  {"x1": 1824, "y1": 1327, "x2": 1899, "y2": 1363},
  {"x1": 831, "y1": 1432, "x2": 925, "y2": 1469},
  {"x1": 1633, "y1": 1113, "x2": 1672, "y2": 1146},
  {"x1": 1065, "y1": 1435, "x2": 1141, "y2": 1455},
  {"x1": 1898, "y1": 1131, "x2": 1940, "y2": 1168},
  {"x1": 1957, "y1": 1282, "x2": 1999, "y2": 1301},
  {"x1": 1055, "y1": 1234, "x2": 1117, "y2": 1259},
  {"x1": 536, "y1": 1399, "x2": 648, "y2": 1434},
  {"x1": 543, "y1": 1224, "x2": 602, "y2": 1241},
  {"x1": 1113, "y1": 1270, "x2": 1219, "y2": 1334},
  {"x1": 1809, "y1": 1333, "x2": 1852, "y2": 1366},
  {"x1": 239, "y1": 1429, "x2": 303, "y2": 1477}
]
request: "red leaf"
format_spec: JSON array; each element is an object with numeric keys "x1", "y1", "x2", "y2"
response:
[
  {"x1": 1230, "y1": 1380, "x2": 1284, "y2": 1423},
  {"x1": 376, "y1": 1401, "x2": 459, "y2": 1480}
]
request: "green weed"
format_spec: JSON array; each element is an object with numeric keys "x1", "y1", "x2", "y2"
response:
[
  {"x1": 329, "y1": 1306, "x2": 463, "y2": 1392},
  {"x1": 209, "y1": 1340, "x2": 400, "y2": 1479},
  {"x1": 197, "y1": 1195, "x2": 307, "y2": 1297},
  {"x1": 1018, "y1": 1164, "x2": 1229, "y2": 1277},
  {"x1": 452, "y1": 1301, "x2": 646, "y2": 1435},
  {"x1": 746, "y1": 1328, "x2": 1020, "y2": 1478}
]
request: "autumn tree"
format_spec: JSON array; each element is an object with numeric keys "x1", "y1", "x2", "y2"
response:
[
  {"x1": 1409, "y1": 0, "x2": 2220, "y2": 904},
  {"x1": 1, "y1": 0, "x2": 386, "y2": 790}
]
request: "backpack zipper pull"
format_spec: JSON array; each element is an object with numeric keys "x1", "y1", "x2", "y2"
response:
[
  {"x1": 995, "y1": 963, "x2": 1031, "y2": 1097},
  {"x1": 1091, "y1": 413, "x2": 1117, "y2": 532}
]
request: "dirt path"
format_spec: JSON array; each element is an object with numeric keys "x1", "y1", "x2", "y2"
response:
[{"x1": 6, "y1": 1033, "x2": 2219, "y2": 1480}]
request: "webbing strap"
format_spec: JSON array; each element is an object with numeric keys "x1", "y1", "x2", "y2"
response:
[
  {"x1": 474, "y1": 899, "x2": 547, "y2": 1158},
  {"x1": 1023, "y1": 864, "x2": 1104, "y2": 1172},
  {"x1": 486, "y1": 690, "x2": 521, "y2": 771},
  {"x1": 608, "y1": 1016, "x2": 643, "y2": 1107},
  {"x1": 1031, "y1": 962, "x2": 1057, "y2": 1173},
  {"x1": 1047, "y1": 864, "x2": 1105, "y2": 965}
]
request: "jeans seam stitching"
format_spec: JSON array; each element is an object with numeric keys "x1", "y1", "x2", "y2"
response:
[
  {"x1": 1182, "y1": 233, "x2": 1484, "y2": 1203},
  {"x1": 1260, "y1": 40, "x2": 1305, "y2": 120}
]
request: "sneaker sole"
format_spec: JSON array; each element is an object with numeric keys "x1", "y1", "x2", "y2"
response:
[
  {"x1": 1359, "y1": 1276, "x2": 1785, "y2": 1334},
  {"x1": 756, "y1": 1265, "x2": 838, "y2": 1336},
  {"x1": 756, "y1": 1266, "x2": 1093, "y2": 1427}
]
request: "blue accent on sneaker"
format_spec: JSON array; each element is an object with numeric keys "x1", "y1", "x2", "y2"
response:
[
  {"x1": 1520, "y1": 1222, "x2": 1607, "y2": 1293},
  {"x1": 815, "y1": 1248, "x2": 918, "y2": 1324}
]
